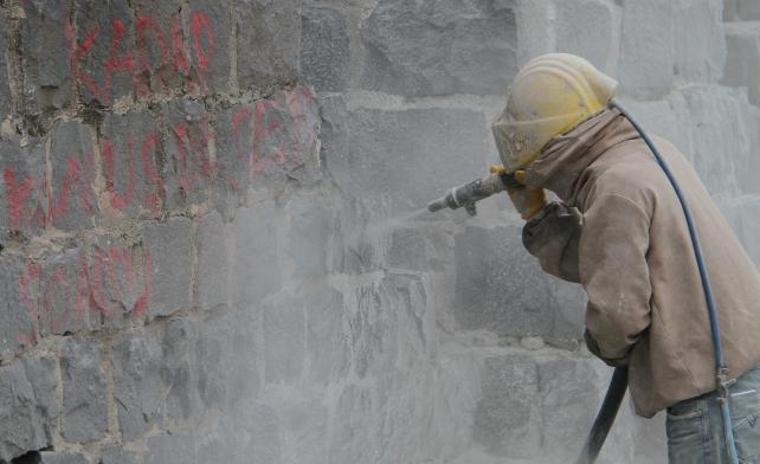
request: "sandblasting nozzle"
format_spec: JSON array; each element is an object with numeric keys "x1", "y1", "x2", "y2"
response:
[{"x1": 427, "y1": 173, "x2": 520, "y2": 216}]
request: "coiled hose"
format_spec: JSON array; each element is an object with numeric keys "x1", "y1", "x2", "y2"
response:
[{"x1": 574, "y1": 102, "x2": 739, "y2": 464}]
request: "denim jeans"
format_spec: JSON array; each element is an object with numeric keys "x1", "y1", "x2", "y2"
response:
[{"x1": 667, "y1": 364, "x2": 760, "y2": 463}]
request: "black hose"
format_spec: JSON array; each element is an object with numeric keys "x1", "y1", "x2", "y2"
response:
[{"x1": 574, "y1": 366, "x2": 628, "y2": 464}]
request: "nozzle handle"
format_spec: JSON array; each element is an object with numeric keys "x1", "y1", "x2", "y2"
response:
[{"x1": 427, "y1": 173, "x2": 516, "y2": 215}]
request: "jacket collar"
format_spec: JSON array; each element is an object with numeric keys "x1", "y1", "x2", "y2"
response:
[{"x1": 523, "y1": 107, "x2": 640, "y2": 204}]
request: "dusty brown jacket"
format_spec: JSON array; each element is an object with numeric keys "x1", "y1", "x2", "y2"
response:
[{"x1": 522, "y1": 108, "x2": 760, "y2": 417}]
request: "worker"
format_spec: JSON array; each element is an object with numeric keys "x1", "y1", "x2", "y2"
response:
[{"x1": 492, "y1": 53, "x2": 760, "y2": 463}]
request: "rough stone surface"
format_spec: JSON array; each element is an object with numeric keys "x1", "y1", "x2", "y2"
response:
[
  {"x1": 0, "y1": 357, "x2": 59, "y2": 462},
  {"x1": 235, "y1": 0, "x2": 300, "y2": 93},
  {"x1": 672, "y1": 0, "x2": 726, "y2": 84},
  {"x1": 61, "y1": 339, "x2": 108, "y2": 443},
  {"x1": 38, "y1": 451, "x2": 89, "y2": 464},
  {"x1": 725, "y1": 0, "x2": 760, "y2": 20},
  {"x1": 723, "y1": 22, "x2": 760, "y2": 106},
  {"x1": 0, "y1": 14, "x2": 10, "y2": 121},
  {"x1": 49, "y1": 121, "x2": 98, "y2": 232},
  {"x1": 0, "y1": 255, "x2": 36, "y2": 359},
  {"x1": 0, "y1": 138, "x2": 47, "y2": 240},
  {"x1": 188, "y1": 0, "x2": 234, "y2": 94},
  {"x1": 300, "y1": 7, "x2": 350, "y2": 92},
  {"x1": 195, "y1": 211, "x2": 229, "y2": 310},
  {"x1": 142, "y1": 218, "x2": 194, "y2": 318},
  {"x1": 100, "y1": 447, "x2": 139, "y2": 464},
  {"x1": 342, "y1": 108, "x2": 489, "y2": 213},
  {"x1": 360, "y1": 0, "x2": 518, "y2": 96},
  {"x1": 554, "y1": 0, "x2": 621, "y2": 73}
]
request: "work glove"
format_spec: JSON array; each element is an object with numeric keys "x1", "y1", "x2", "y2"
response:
[{"x1": 490, "y1": 165, "x2": 546, "y2": 220}]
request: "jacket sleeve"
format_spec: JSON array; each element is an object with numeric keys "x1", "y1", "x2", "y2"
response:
[
  {"x1": 522, "y1": 201, "x2": 583, "y2": 283},
  {"x1": 580, "y1": 193, "x2": 652, "y2": 365}
]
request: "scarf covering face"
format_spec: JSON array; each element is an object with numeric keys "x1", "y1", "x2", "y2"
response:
[{"x1": 523, "y1": 107, "x2": 639, "y2": 204}]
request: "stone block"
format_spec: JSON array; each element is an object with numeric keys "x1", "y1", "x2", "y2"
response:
[
  {"x1": 454, "y1": 224, "x2": 563, "y2": 337},
  {"x1": 0, "y1": 14, "x2": 11, "y2": 121},
  {"x1": 228, "y1": 198, "x2": 281, "y2": 306},
  {"x1": 0, "y1": 137, "x2": 47, "y2": 240},
  {"x1": 212, "y1": 103, "x2": 254, "y2": 202},
  {"x1": 328, "y1": 385, "x2": 371, "y2": 464},
  {"x1": 723, "y1": 195, "x2": 760, "y2": 268},
  {"x1": 668, "y1": 86, "x2": 752, "y2": 197},
  {"x1": 554, "y1": 0, "x2": 621, "y2": 74},
  {"x1": 162, "y1": 317, "x2": 202, "y2": 422},
  {"x1": 100, "y1": 110, "x2": 163, "y2": 217},
  {"x1": 187, "y1": 0, "x2": 234, "y2": 94},
  {"x1": 318, "y1": 94, "x2": 348, "y2": 175},
  {"x1": 162, "y1": 100, "x2": 213, "y2": 209},
  {"x1": 101, "y1": 447, "x2": 139, "y2": 464},
  {"x1": 0, "y1": 254, "x2": 36, "y2": 358},
  {"x1": 303, "y1": 284, "x2": 349, "y2": 385},
  {"x1": 0, "y1": 356, "x2": 60, "y2": 461},
  {"x1": 473, "y1": 355, "x2": 541, "y2": 458},
  {"x1": 195, "y1": 211, "x2": 229, "y2": 310},
  {"x1": 616, "y1": 98, "x2": 690, "y2": 155},
  {"x1": 723, "y1": 22, "x2": 760, "y2": 106},
  {"x1": 360, "y1": 0, "x2": 518, "y2": 96},
  {"x1": 618, "y1": 0, "x2": 674, "y2": 98},
  {"x1": 341, "y1": 108, "x2": 489, "y2": 213},
  {"x1": 87, "y1": 236, "x2": 151, "y2": 323},
  {"x1": 39, "y1": 247, "x2": 93, "y2": 337},
  {"x1": 38, "y1": 452, "x2": 89, "y2": 464},
  {"x1": 49, "y1": 121, "x2": 99, "y2": 231},
  {"x1": 142, "y1": 217, "x2": 194, "y2": 318},
  {"x1": 281, "y1": 192, "x2": 329, "y2": 280},
  {"x1": 672, "y1": 0, "x2": 726, "y2": 84},
  {"x1": 235, "y1": 0, "x2": 300, "y2": 93},
  {"x1": 21, "y1": 0, "x2": 70, "y2": 112},
  {"x1": 61, "y1": 338, "x2": 108, "y2": 443},
  {"x1": 300, "y1": 7, "x2": 350, "y2": 92},
  {"x1": 131, "y1": 0, "x2": 187, "y2": 97},
  {"x1": 74, "y1": 0, "x2": 135, "y2": 105},
  {"x1": 729, "y1": 0, "x2": 760, "y2": 20},
  {"x1": 112, "y1": 328, "x2": 165, "y2": 442}
]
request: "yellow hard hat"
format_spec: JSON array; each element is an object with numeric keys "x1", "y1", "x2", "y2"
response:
[{"x1": 492, "y1": 53, "x2": 618, "y2": 172}]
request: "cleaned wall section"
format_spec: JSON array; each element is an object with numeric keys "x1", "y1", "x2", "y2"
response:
[{"x1": 0, "y1": 0, "x2": 758, "y2": 463}]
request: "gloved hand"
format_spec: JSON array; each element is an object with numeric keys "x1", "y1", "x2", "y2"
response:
[{"x1": 490, "y1": 165, "x2": 546, "y2": 220}]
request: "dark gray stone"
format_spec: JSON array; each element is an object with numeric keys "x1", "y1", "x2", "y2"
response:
[
  {"x1": 21, "y1": 0, "x2": 70, "y2": 112},
  {"x1": 101, "y1": 446, "x2": 139, "y2": 464},
  {"x1": 474, "y1": 355, "x2": 541, "y2": 458},
  {"x1": 61, "y1": 338, "x2": 108, "y2": 443},
  {"x1": 162, "y1": 100, "x2": 212, "y2": 209},
  {"x1": 39, "y1": 247, "x2": 92, "y2": 337},
  {"x1": 49, "y1": 121, "x2": 99, "y2": 231},
  {"x1": 342, "y1": 108, "x2": 489, "y2": 213},
  {"x1": 454, "y1": 224, "x2": 561, "y2": 337},
  {"x1": 142, "y1": 217, "x2": 194, "y2": 318},
  {"x1": 228, "y1": 199, "x2": 281, "y2": 306},
  {"x1": 0, "y1": 254, "x2": 37, "y2": 358},
  {"x1": 38, "y1": 451, "x2": 89, "y2": 464},
  {"x1": 131, "y1": 0, "x2": 187, "y2": 97},
  {"x1": 100, "y1": 110, "x2": 164, "y2": 217},
  {"x1": 195, "y1": 211, "x2": 229, "y2": 310},
  {"x1": 360, "y1": 0, "x2": 518, "y2": 96},
  {"x1": 212, "y1": 103, "x2": 254, "y2": 202},
  {"x1": 235, "y1": 0, "x2": 299, "y2": 93},
  {"x1": 300, "y1": 7, "x2": 350, "y2": 92},
  {"x1": 187, "y1": 0, "x2": 234, "y2": 94},
  {"x1": 112, "y1": 328, "x2": 165, "y2": 442},
  {"x1": 0, "y1": 14, "x2": 11, "y2": 121},
  {"x1": 74, "y1": 0, "x2": 135, "y2": 105},
  {"x1": 0, "y1": 356, "x2": 60, "y2": 461},
  {"x1": 0, "y1": 138, "x2": 47, "y2": 240}
]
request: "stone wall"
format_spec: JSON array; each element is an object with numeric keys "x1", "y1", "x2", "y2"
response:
[{"x1": 0, "y1": 0, "x2": 758, "y2": 463}]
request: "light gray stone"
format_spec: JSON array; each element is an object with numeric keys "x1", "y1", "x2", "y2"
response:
[
  {"x1": 61, "y1": 338, "x2": 108, "y2": 443},
  {"x1": 38, "y1": 451, "x2": 89, "y2": 464},
  {"x1": 454, "y1": 224, "x2": 563, "y2": 337},
  {"x1": 195, "y1": 211, "x2": 229, "y2": 310},
  {"x1": 618, "y1": 0, "x2": 674, "y2": 98},
  {"x1": 341, "y1": 108, "x2": 489, "y2": 214},
  {"x1": 474, "y1": 355, "x2": 541, "y2": 458},
  {"x1": 112, "y1": 327, "x2": 165, "y2": 442},
  {"x1": 0, "y1": 356, "x2": 59, "y2": 461},
  {"x1": 723, "y1": 22, "x2": 760, "y2": 106},
  {"x1": 142, "y1": 217, "x2": 194, "y2": 318},
  {"x1": 554, "y1": 0, "x2": 621, "y2": 74},
  {"x1": 726, "y1": 0, "x2": 760, "y2": 20},
  {"x1": 162, "y1": 318, "x2": 202, "y2": 423},
  {"x1": 145, "y1": 431, "x2": 196, "y2": 464},
  {"x1": 300, "y1": 7, "x2": 350, "y2": 92},
  {"x1": 101, "y1": 446, "x2": 139, "y2": 464},
  {"x1": 360, "y1": 0, "x2": 518, "y2": 96},
  {"x1": 672, "y1": 0, "x2": 725, "y2": 84},
  {"x1": 281, "y1": 192, "x2": 329, "y2": 280},
  {"x1": 263, "y1": 289, "x2": 307, "y2": 384}
]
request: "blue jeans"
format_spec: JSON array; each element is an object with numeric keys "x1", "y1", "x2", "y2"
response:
[{"x1": 667, "y1": 364, "x2": 760, "y2": 463}]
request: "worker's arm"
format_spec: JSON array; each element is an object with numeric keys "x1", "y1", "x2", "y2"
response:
[
  {"x1": 522, "y1": 201, "x2": 582, "y2": 283},
  {"x1": 580, "y1": 193, "x2": 652, "y2": 366}
]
